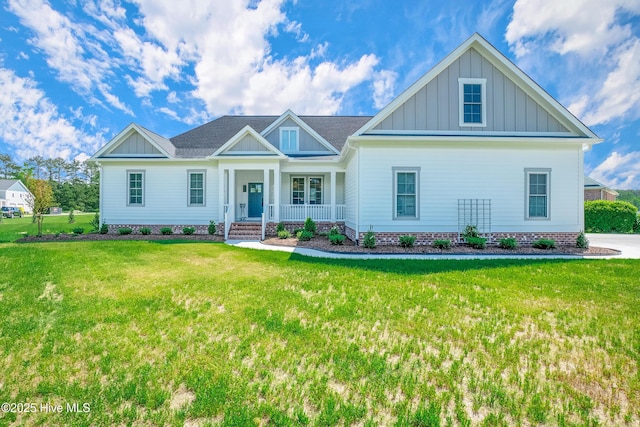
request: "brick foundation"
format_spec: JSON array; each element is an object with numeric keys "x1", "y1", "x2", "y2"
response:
[
  {"x1": 265, "y1": 221, "x2": 344, "y2": 236},
  {"x1": 353, "y1": 230, "x2": 580, "y2": 247},
  {"x1": 108, "y1": 223, "x2": 225, "y2": 236}
]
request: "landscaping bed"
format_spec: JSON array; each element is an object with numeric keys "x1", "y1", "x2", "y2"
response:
[
  {"x1": 17, "y1": 232, "x2": 224, "y2": 243},
  {"x1": 263, "y1": 235, "x2": 620, "y2": 256}
]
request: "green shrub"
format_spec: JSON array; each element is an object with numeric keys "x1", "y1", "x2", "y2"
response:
[
  {"x1": 293, "y1": 228, "x2": 304, "y2": 235},
  {"x1": 533, "y1": 238, "x2": 556, "y2": 249},
  {"x1": 328, "y1": 234, "x2": 346, "y2": 245},
  {"x1": 576, "y1": 231, "x2": 589, "y2": 249},
  {"x1": 499, "y1": 237, "x2": 518, "y2": 249},
  {"x1": 399, "y1": 235, "x2": 416, "y2": 248},
  {"x1": 90, "y1": 212, "x2": 100, "y2": 231},
  {"x1": 296, "y1": 230, "x2": 313, "y2": 241},
  {"x1": 276, "y1": 222, "x2": 285, "y2": 233},
  {"x1": 72, "y1": 227, "x2": 85, "y2": 235},
  {"x1": 462, "y1": 225, "x2": 479, "y2": 239},
  {"x1": 160, "y1": 227, "x2": 173, "y2": 235},
  {"x1": 328, "y1": 225, "x2": 341, "y2": 236},
  {"x1": 466, "y1": 236, "x2": 486, "y2": 249},
  {"x1": 208, "y1": 220, "x2": 217, "y2": 235},
  {"x1": 277, "y1": 230, "x2": 291, "y2": 239},
  {"x1": 182, "y1": 227, "x2": 195, "y2": 235},
  {"x1": 433, "y1": 239, "x2": 451, "y2": 250},
  {"x1": 362, "y1": 226, "x2": 376, "y2": 249},
  {"x1": 140, "y1": 227, "x2": 151, "y2": 235},
  {"x1": 68, "y1": 210, "x2": 75, "y2": 224},
  {"x1": 100, "y1": 223, "x2": 109, "y2": 234},
  {"x1": 585, "y1": 200, "x2": 637, "y2": 233},
  {"x1": 634, "y1": 214, "x2": 640, "y2": 233},
  {"x1": 118, "y1": 227, "x2": 133, "y2": 235},
  {"x1": 303, "y1": 217, "x2": 317, "y2": 235}
]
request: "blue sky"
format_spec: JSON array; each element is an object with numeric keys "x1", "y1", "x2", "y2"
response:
[{"x1": 1, "y1": 0, "x2": 639, "y2": 188}]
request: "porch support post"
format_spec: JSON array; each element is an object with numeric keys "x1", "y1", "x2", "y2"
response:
[
  {"x1": 228, "y1": 168, "x2": 235, "y2": 222},
  {"x1": 274, "y1": 164, "x2": 280, "y2": 222},
  {"x1": 330, "y1": 170, "x2": 336, "y2": 222},
  {"x1": 263, "y1": 168, "x2": 270, "y2": 220},
  {"x1": 218, "y1": 167, "x2": 225, "y2": 223}
]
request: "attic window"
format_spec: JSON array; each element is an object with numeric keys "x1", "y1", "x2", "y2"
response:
[
  {"x1": 280, "y1": 127, "x2": 299, "y2": 152},
  {"x1": 459, "y1": 78, "x2": 487, "y2": 127}
]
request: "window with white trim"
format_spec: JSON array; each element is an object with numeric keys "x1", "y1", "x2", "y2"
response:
[
  {"x1": 127, "y1": 170, "x2": 144, "y2": 206},
  {"x1": 459, "y1": 78, "x2": 487, "y2": 127},
  {"x1": 292, "y1": 177, "x2": 305, "y2": 204},
  {"x1": 393, "y1": 167, "x2": 419, "y2": 219},
  {"x1": 280, "y1": 127, "x2": 299, "y2": 152},
  {"x1": 188, "y1": 170, "x2": 205, "y2": 206},
  {"x1": 525, "y1": 169, "x2": 550, "y2": 219},
  {"x1": 291, "y1": 176, "x2": 323, "y2": 205}
]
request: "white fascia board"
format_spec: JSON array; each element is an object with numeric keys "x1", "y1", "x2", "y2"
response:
[{"x1": 349, "y1": 135, "x2": 601, "y2": 145}]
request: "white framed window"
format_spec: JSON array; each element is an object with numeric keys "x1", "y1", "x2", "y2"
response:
[
  {"x1": 525, "y1": 169, "x2": 550, "y2": 220},
  {"x1": 459, "y1": 78, "x2": 487, "y2": 127},
  {"x1": 393, "y1": 167, "x2": 419, "y2": 219},
  {"x1": 291, "y1": 176, "x2": 323, "y2": 204},
  {"x1": 188, "y1": 170, "x2": 206, "y2": 206},
  {"x1": 127, "y1": 170, "x2": 145, "y2": 206},
  {"x1": 280, "y1": 127, "x2": 299, "y2": 152}
]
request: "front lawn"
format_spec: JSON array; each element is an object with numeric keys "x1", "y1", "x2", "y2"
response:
[
  {"x1": 0, "y1": 241, "x2": 638, "y2": 426},
  {"x1": 0, "y1": 213, "x2": 95, "y2": 243}
]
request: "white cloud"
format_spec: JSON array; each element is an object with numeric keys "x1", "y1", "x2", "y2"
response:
[
  {"x1": 7, "y1": 0, "x2": 133, "y2": 114},
  {"x1": 506, "y1": 0, "x2": 640, "y2": 126},
  {"x1": 132, "y1": 0, "x2": 387, "y2": 115},
  {"x1": 589, "y1": 151, "x2": 640, "y2": 190},
  {"x1": 372, "y1": 70, "x2": 398, "y2": 109},
  {"x1": 0, "y1": 68, "x2": 104, "y2": 161}
]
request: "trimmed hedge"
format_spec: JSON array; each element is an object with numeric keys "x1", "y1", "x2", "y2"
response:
[{"x1": 585, "y1": 200, "x2": 637, "y2": 233}]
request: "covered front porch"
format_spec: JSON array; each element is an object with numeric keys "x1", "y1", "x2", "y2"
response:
[{"x1": 219, "y1": 161, "x2": 345, "y2": 232}]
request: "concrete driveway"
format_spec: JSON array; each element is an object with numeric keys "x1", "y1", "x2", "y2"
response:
[{"x1": 586, "y1": 233, "x2": 640, "y2": 259}]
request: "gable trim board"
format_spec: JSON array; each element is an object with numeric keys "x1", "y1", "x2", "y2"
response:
[{"x1": 93, "y1": 33, "x2": 602, "y2": 245}]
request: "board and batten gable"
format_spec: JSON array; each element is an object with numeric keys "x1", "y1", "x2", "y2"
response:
[
  {"x1": 109, "y1": 132, "x2": 165, "y2": 156},
  {"x1": 100, "y1": 161, "x2": 218, "y2": 226},
  {"x1": 263, "y1": 118, "x2": 334, "y2": 154},
  {"x1": 224, "y1": 134, "x2": 274, "y2": 154},
  {"x1": 372, "y1": 47, "x2": 574, "y2": 135}
]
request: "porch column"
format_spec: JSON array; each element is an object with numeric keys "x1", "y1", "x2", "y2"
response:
[
  {"x1": 218, "y1": 167, "x2": 225, "y2": 222},
  {"x1": 330, "y1": 170, "x2": 336, "y2": 222},
  {"x1": 228, "y1": 168, "x2": 235, "y2": 222},
  {"x1": 274, "y1": 164, "x2": 281, "y2": 222},
  {"x1": 263, "y1": 168, "x2": 271, "y2": 220}
]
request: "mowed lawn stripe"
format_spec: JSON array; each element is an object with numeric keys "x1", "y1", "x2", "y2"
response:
[{"x1": 0, "y1": 241, "x2": 638, "y2": 426}]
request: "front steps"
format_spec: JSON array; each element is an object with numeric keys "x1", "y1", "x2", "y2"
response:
[{"x1": 227, "y1": 222, "x2": 262, "y2": 241}]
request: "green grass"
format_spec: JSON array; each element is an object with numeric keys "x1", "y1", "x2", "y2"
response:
[
  {"x1": 0, "y1": 238, "x2": 638, "y2": 426},
  {"x1": 0, "y1": 213, "x2": 95, "y2": 242}
]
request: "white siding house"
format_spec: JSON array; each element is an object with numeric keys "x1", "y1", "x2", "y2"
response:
[
  {"x1": 0, "y1": 179, "x2": 33, "y2": 213},
  {"x1": 92, "y1": 34, "x2": 601, "y2": 245}
]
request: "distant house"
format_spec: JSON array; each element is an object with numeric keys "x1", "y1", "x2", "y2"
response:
[
  {"x1": 0, "y1": 179, "x2": 33, "y2": 213},
  {"x1": 584, "y1": 176, "x2": 618, "y2": 201},
  {"x1": 92, "y1": 33, "x2": 602, "y2": 245}
]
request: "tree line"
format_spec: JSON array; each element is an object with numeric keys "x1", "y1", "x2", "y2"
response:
[
  {"x1": 617, "y1": 189, "x2": 640, "y2": 210},
  {"x1": 0, "y1": 153, "x2": 99, "y2": 212}
]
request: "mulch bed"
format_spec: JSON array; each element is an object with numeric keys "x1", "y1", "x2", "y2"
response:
[
  {"x1": 17, "y1": 233, "x2": 225, "y2": 243},
  {"x1": 262, "y1": 236, "x2": 620, "y2": 256},
  {"x1": 17, "y1": 233, "x2": 619, "y2": 256}
]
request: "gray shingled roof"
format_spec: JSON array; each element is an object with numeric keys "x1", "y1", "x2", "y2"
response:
[
  {"x1": 169, "y1": 115, "x2": 372, "y2": 158},
  {"x1": 0, "y1": 179, "x2": 20, "y2": 191}
]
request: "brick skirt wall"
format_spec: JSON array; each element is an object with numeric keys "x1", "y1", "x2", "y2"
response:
[
  {"x1": 350, "y1": 230, "x2": 580, "y2": 246},
  {"x1": 108, "y1": 223, "x2": 225, "y2": 236}
]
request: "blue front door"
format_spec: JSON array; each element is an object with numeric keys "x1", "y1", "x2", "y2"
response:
[{"x1": 248, "y1": 183, "x2": 263, "y2": 218}]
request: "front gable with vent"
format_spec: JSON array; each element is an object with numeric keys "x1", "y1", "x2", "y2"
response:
[{"x1": 92, "y1": 123, "x2": 175, "y2": 159}]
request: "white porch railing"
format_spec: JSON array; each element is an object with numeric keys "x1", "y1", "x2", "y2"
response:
[{"x1": 277, "y1": 204, "x2": 345, "y2": 222}]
